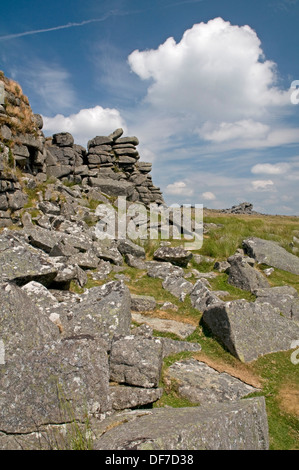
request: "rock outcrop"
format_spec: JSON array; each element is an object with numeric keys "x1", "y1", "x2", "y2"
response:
[
  {"x1": 0, "y1": 73, "x2": 164, "y2": 229},
  {"x1": 93, "y1": 397, "x2": 269, "y2": 450},
  {"x1": 166, "y1": 358, "x2": 259, "y2": 403},
  {"x1": 243, "y1": 237, "x2": 299, "y2": 275},
  {"x1": 2, "y1": 71, "x2": 298, "y2": 450},
  {"x1": 202, "y1": 299, "x2": 299, "y2": 362}
]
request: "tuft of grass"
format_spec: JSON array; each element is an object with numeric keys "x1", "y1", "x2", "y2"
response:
[
  {"x1": 154, "y1": 351, "x2": 200, "y2": 409},
  {"x1": 251, "y1": 351, "x2": 299, "y2": 450},
  {"x1": 260, "y1": 264, "x2": 299, "y2": 295},
  {"x1": 198, "y1": 213, "x2": 299, "y2": 260}
]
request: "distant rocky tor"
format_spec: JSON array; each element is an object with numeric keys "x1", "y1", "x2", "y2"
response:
[{"x1": 1, "y1": 72, "x2": 299, "y2": 450}]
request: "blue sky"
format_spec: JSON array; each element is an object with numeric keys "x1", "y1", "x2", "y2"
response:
[{"x1": 1, "y1": 0, "x2": 299, "y2": 215}]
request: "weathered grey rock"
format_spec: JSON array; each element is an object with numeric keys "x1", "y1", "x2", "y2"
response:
[
  {"x1": 0, "y1": 282, "x2": 60, "y2": 362},
  {"x1": 58, "y1": 281, "x2": 131, "y2": 349},
  {"x1": 223, "y1": 202, "x2": 253, "y2": 214},
  {"x1": 7, "y1": 190, "x2": 28, "y2": 210},
  {"x1": 88, "y1": 136, "x2": 113, "y2": 148},
  {"x1": 13, "y1": 143, "x2": 30, "y2": 158},
  {"x1": 254, "y1": 286, "x2": 299, "y2": 321},
  {"x1": 114, "y1": 136, "x2": 139, "y2": 146},
  {"x1": 68, "y1": 250, "x2": 99, "y2": 269},
  {"x1": 0, "y1": 232, "x2": 58, "y2": 286},
  {"x1": 153, "y1": 246, "x2": 193, "y2": 267},
  {"x1": 89, "y1": 259, "x2": 113, "y2": 280},
  {"x1": 24, "y1": 225, "x2": 91, "y2": 256},
  {"x1": 109, "y1": 128, "x2": 124, "y2": 140},
  {"x1": 26, "y1": 226, "x2": 61, "y2": 253},
  {"x1": 202, "y1": 299, "x2": 299, "y2": 362},
  {"x1": 162, "y1": 275, "x2": 193, "y2": 300},
  {"x1": 21, "y1": 211, "x2": 34, "y2": 228},
  {"x1": 36, "y1": 214, "x2": 52, "y2": 229},
  {"x1": 93, "y1": 397, "x2": 269, "y2": 450},
  {"x1": 131, "y1": 323, "x2": 154, "y2": 338},
  {"x1": 74, "y1": 264, "x2": 88, "y2": 287},
  {"x1": 117, "y1": 238, "x2": 145, "y2": 258},
  {"x1": 46, "y1": 164, "x2": 72, "y2": 179},
  {"x1": 93, "y1": 239, "x2": 123, "y2": 265},
  {"x1": 190, "y1": 270, "x2": 217, "y2": 279},
  {"x1": 0, "y1": 337, "x2": 110, "y2": 434},
  {"x1": 38, "y1": 200, "x2": 61, "y2": 215},
  {"x1": 167, "y1": 358, "x2": 258, "y2": 404},
  {"x1": 109, "y1": 385, "x2": 163, "y2": 410},
  {"x1": 227, "y1": 254, "x2": 270, "y2": 292},
  {"x1": 0, "y1": 124, "x2": 12, "y2": 140},
  {"x1": 243, "y1": 237, "x2": 299, "y2": 275},
  {"x1": 147, "y1": 261, "x2": 184, "y2": 280},
  {"x1": 0, "y1": 193, "x2": 8, "y2": 210},
  {"x1": 87, "y1": 154, "x2": 111, "y2": 164},
  {"x1": 49, "y1": 239, "x2": 79, "y2": 257},
  {"x1": 214, "y1": 260, "x2": 230, "y2": 272},
  {"x1": 49, "y1": 260, "x2": 80, "y2": 287},
  {"x1": 16, "y1": 134, "x2": 45, "y2": 152},
  {"x1": 89, "y1": 178, "x2": 135, "y2": 198},
  {"x1": 52, "y1": 132, "x2": 74, "y2": 147},
  {"x1": 21, "y1": 280, "x2": 59, "y2": 313},
  {"x1": 132, "y1": 313, "x2": 196, "y2": 339},
  {"x1": 131, "y1": 294, "x2": 156, "y2": 312},
  {"x1": 109, "y1": 335, "x2": 163, "y2": 388},
  {"x1": 124, "y1": 253, "x2": 147, "y2": 270},
  {"x1": 114, "y1": 148, "x2": 139, "y2": 158},
  {"x1": 33, "y1": 113, "x2": 43, "y2": 129},
  {"x1": 190, "y1": 279, "x2": 223, "y2": 313},
  {"x1": 84, "y1": 188, "x2": 110, "y2": 204},
  {"x1": 159, "y1": 300, "x2": 179, "y2": 311},
  {"x1": 161, "y1": 338, "x2": 201, "y2": 358}
]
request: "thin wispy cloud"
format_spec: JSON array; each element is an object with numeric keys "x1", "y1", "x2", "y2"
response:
[
  {"x1": 0, "y1": 10, "x2": 128, "y2": 41},
  {"x1": 164, "y1": 0, "x2": 204, "y2": 6},
  {"x1": 0, "y1": 2, "x2": 205, "y2": 42}
]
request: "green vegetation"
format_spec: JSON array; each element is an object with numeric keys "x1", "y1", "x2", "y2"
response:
[
  {"x1": 200, "y1": 212, "x2": 299, "y2": 259},
  {"x1": 71, "y1": 210, "x2": 299, "y2": 449}
]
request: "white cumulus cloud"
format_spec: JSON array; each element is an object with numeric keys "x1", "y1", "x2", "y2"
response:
[
  {"x1": 42, "y1": 106, "x2": 127, "y2": 147},
  {"x1": 202, "y1": 191, "x2": 216, "y2": 200},
  {"x1": 128, "y1": 17, "x2": 289, "y2": 124},
  {"x1": 200, "y1": 120, "x2": 270, "y2": 143},
  {"x1": 251, "y1": 162, "x2": 291, "y2": 175},
  {"x1": 252, "y1": 180, "x2": 275, "y2": 191},
  {"x1": 165, "y1": 181, "x2": 194, "y2": 196}
]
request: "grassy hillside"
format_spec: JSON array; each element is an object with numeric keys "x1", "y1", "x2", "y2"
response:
[{"x1": 81, "y1": 209, "x2": 298, "y2": 450}]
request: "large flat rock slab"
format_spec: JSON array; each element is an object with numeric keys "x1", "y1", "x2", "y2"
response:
[
  {"x1": 202, "y1": 299, "x2": 299, "y2": 362},
  {"x1": 109, "y1": 335, "x2": 163, "y2": 388},
  {"x1": 227, "y1": 254, "x2": 270, "y2": 292},
  {"x1": 190, "y1": 279, "x2": 223, "y2": 312},
  {"x1": 0, "y1": 282, "x2": 60, "y2": 361},
  {"x1": 153, "y1": 246, "x2": 193, "y2": 267},
  {"x1": 57, "y1": 281, "x2": 132, "y2": 349},
  {"x1": 162, "y1": 275, "x2": 193, "y2": 300},
  {"x1": 254, "y1": 286, "x2": 299, "y2": 321},
  {"x1": 0, "y1": 336, "x2": 110, "y2": 434},
  {"x1": 166, "y1": 358, "x2": 258, "y2": 403},
  {"x1": 109, "y1": 385, "x2": 163, "y2": 410},
  {"x1": 146, "y1": 261, "x2": 184, "y2": 279},
  {"x1": 243, "y1": 237, "x2": 299, "y2": 275},
  {"x1": 93, "y1": 397, "x2": 269, "y2": 450},
  {"x1": 0, "y1": 231, "x2": 58, "y2": 286},
  {"x1": 132, "y1": 313, "x2": 196, "y2": 339}
]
